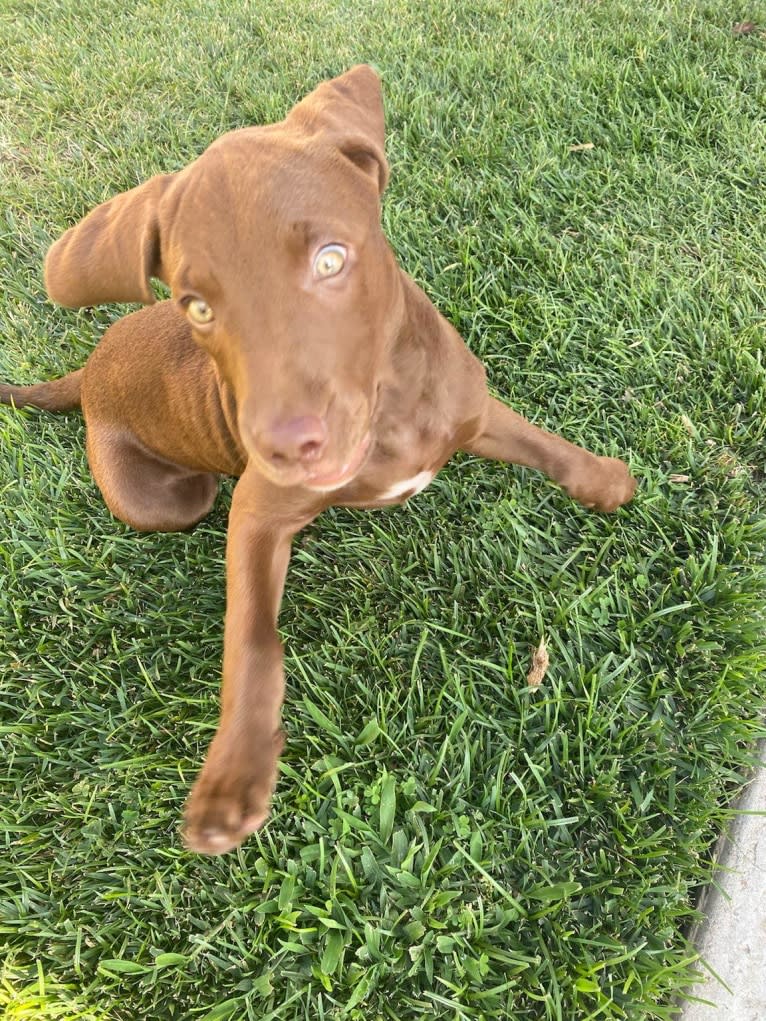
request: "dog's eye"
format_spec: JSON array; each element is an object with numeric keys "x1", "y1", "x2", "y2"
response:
[
  {"x1": 186, "y1": 298, "x2": 214, "y2": 325},
  {"x1": 313, "y1": 244, "x2": 346, "y2": 278}
]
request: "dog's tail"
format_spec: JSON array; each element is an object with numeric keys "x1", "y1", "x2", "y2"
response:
[{"x1": 0, "y1": 368, "x2": 84, "y2": 412}]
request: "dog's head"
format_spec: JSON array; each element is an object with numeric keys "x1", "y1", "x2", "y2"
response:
[{"x1": 45, "y1": 66, "x2": 403, "y2": 489}]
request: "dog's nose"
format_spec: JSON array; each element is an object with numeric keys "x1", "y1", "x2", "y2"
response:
[{"x1": 259, "y1": 415, "x2": 328, "y2": 466}]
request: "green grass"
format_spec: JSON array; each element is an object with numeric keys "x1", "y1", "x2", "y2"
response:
[{"x1": 2, "y1": 1, "x2": 766, "y2": 1018}]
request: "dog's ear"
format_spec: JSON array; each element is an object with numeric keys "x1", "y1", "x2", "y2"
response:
[
  {"x1": 288, "y1": 64, "x2": 389, "y2": 194},
  {"x1": 44, "y1": 173, "x2": 178, "y2": 307}
]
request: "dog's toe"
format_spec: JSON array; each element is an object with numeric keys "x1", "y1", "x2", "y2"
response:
[
  {"x1": 182, "y1": 734, "x2": 281, "y2": 855},
  {"x1": 183, "y1": 825, "x2": 239, "y2": 856},
  {"x1": 183, "y1": 798, "x2": 269, "y2": 855},
  {"x1": 565, "y1": 456, "x2": 637, "y2": 513}
]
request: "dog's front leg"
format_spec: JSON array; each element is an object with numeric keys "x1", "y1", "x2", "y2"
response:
[
  {"x1": 464, "y1": 396, "x2": 636, "y2": 511},
  {"x1": 183, "y1": 470, "x2": 310, "y2": 855}
]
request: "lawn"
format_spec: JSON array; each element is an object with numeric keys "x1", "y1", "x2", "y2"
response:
[{"x1": 2, "y1": 1, "x2": 766, "y2": 1018}]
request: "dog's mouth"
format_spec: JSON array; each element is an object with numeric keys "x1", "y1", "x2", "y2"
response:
[
  {"x1": 247, "y1": 429, "x2": 372, "y2": 492},
  {"x1": 302, "y1": 431, "x2": 372, "y2": 491}
]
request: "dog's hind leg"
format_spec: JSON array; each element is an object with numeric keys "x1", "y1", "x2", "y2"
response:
[{"x1": 86, "y1": 420, "x2": 218, "y2": 532}]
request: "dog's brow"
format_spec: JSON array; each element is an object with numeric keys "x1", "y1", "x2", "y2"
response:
[
  {"x1": 285, "y1": 218, "x2": 347, "y2": 245},
  {"x1": 176, "y1": 264, "x2": 222, "y2": 300}
]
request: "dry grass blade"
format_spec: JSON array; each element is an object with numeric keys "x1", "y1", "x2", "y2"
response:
[{"x1": 526, "y1": 638, "x2": 549, "y2": 687}]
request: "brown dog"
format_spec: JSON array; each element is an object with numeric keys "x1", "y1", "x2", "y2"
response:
[{"x1": 0, "y1": 66, "x2": 635, "y2": 854}]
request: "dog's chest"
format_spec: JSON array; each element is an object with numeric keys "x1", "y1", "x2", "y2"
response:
[
  {"x1": 376, "y1": 470, "x2": 434, "y2": 502},
  {"x1": 338, "y1": 465, "x2": 437, "y2": 509},
  {"x1": 337, "y1": 412, "x2": 448, "y2": 508}
]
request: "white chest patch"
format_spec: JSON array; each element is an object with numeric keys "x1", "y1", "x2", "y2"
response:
[{"x1": 378, "y1": 470, "x2": 435, "y2": 501}]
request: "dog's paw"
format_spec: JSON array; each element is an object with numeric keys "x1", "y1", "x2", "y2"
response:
[
  {"x1": 565, "y1": 456, "x2": 637, "y2": 513},
  {"x1": 182, "y1": 730, "x2": 284, "y2": 855}
]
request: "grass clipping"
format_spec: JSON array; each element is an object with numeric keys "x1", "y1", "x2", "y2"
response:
[{"x1": 527, "y1": 638, "x2": 549, "y2": 687}]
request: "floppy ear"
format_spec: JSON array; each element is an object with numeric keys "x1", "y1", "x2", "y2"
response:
[
  {"x1": 44, "y1": 173, "x2": 178, "y2": 307},
  {"x1": 287, "y1": 64, "x2": 389, "y2": 194}
]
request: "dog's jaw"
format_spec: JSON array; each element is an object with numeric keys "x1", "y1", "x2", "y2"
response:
[{"x1": 303, "y1": 431, "x2": 372, "y2": 491}]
